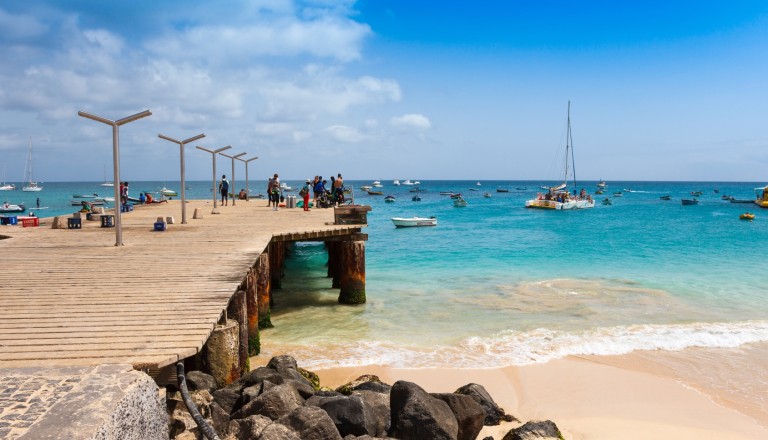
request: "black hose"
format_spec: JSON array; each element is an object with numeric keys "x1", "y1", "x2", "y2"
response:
[{"x1": 176, "y1": 362, "x2": 221, "y2": 440}]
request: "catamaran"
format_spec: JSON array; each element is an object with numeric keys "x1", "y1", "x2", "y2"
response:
[
  {"x1": 22, "y1": 138, "x2": 42, "y2": 192},
  {"x1": 525, "y1": 101, "x2": 594, "y2": 210}
]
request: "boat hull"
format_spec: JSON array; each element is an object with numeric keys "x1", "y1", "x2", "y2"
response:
[
  {"x1": 525, "y1": 199, "x2": 595, "y2": 210},
  {"x1": 391, "y1": 217, "x2": 437, "y2": 227}
]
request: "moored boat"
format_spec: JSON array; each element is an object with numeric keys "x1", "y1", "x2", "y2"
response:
[
  {"x1": 367, "y1": 190, "x2": 383, "y2": 196},
  {"x1": 681, "y1": 199, "x2": 699, "y2": 206},
  {"x1": 496, "y1": 188, "x2": 509, "y2": 193},
  {"x1": 391, "y1": 217, "x2": 437, "y2": 227},
  {"x1": 0, "y1": 202, "x2": 25, "y2": 213},
  {"x1": 740, "y1": 212, "x2": 755, "y2": 220},
  {"x1": 412, "y1": 195, "x2": 421, "y2": 201},
  {"x1": 755, "y1": 185, "x2": 768, "y2": 208},
  {"x1": 483, "y1": 192, "x2": 491, "y2": 198},
  {"x1": 602, "y1": 198, "x2": 612, "y2": 205},
  {"x1": 453, "y1": 196, "x2": 468, "y2": 207},
  {"x1": 384, "y1": 195, "x2": 395, "y2": 202},
  {"x1": 660, "y1": 195, "x2": 671, "y2": 200},
  {"x1": 525, "y1": 102, "x2": 595, "y2": 210},
  {"x1": 161, "y1": 187, "x2": 178, "y2": 197}
]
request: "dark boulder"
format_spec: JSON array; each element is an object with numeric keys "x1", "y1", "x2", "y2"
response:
[
  {"x1": 502, "y1": 420, "x2": 563, "y2": 440},
  {"x1": 209, "y1": 401, "x2": 231, "y2": 436},
  {"x1": 241, "y1": 366, "x2": 284, "y2": 387},
  {"x1": 354, "y1": 380, "x2": 392, "y2": 394},
  {"x1": 186, "y1": 370, "x2": 219, "y2": 393},
  {"x1": 258, "y1": 422, "x2": 301, "y2": 440},
  {"x1": 267, "y1": 355, "x2": 299, "y2": 373},
  {"x1": 455, "y1": 383, "x2": 516, "y2": 425},
  {"x1": 351, "y1": 390, "x2": 390, "y2": 436},
  {"x1": 232, "y1": 383, "x2": 263, "y2": 414},
  {"x1": 231, "y1": 383, "x2": 303, "y2": 421},
  {"x1": 283, "y1": 378, "x2": 317, "y2": 399},
  {"x1": 433, "y1": 393, "x2": 485, "y2": 440},
  {"x1": 277, "y1": 405, "x2": 343, "y2": 440},
  {"x1": 298, "y1": 367, "x2": 321, "y2": 390},
  {"x1": 389, "y1": 380, "x2": 459, "y2": 440},
  {"x1": 227, "y1": 414, "x2": 272, "y2": 440},
  {"x1": 336, "y1": 374, "x2": 390, "y2": 395},
  {"x1": 212, "y1": 386, "x2": 241, "y2": 414},
  {"x1": 306, "y1": 394, "x2": 381, "y2": 437}
]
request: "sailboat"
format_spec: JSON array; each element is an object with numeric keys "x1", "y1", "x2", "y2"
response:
[
  {"x1": 100, "y1": 165, "x2": 114, "y2": 187},
  {"x1": 525, "y1": 101, "x2": 594, "y2": 210},
  {"x1": 0, "y1": 164, "x2": 15, "y2": 191},
  {"x1": 22, "y1": 138, "x2": 43, "y2": 192}
]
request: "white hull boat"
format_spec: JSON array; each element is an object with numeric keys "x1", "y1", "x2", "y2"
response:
[
  {"x1": 0, "y1": 203, "x2": 25, "y2": 213},
  {"x1": 161, "y1": 188, "x2": 178, "y2": 197},
  {"x1": 391, "y1": 217, "x2": 437, "y2": 227}
]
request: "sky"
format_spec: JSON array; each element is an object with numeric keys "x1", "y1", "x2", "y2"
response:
[{"x1": 0, "y1": 0, "x2": 767, "y2": 182}]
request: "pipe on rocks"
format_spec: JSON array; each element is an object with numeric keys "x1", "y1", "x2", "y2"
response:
[{"x1": 176, "y1": 362, "x2": 221, "y2": 440}]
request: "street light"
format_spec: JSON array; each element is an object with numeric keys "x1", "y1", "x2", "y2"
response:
[
  {"x1": 235, "y1": 156, "x2": 258, "y2": 200},
  {"x1": 220, "y1": 152, "x2": 246, "y2": 206},
  {"x1": 158, "y1": 133, "x2": 206, "y2": 224},
  {"x1": 196, "y1": 145, "x2": 231, "y2": 213},
  {"x1": 78, "y1": 109, "x2": 152, "y2": 246}
]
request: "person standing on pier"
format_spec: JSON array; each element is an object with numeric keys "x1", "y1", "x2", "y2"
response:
[
  {"x1": 270, "y1": 173, "x2": 281, "y2": 211},
  {"x1": 300, "y1": 179, "x2": 311, "y2": 211},
  {"x1": 219, "y1": 175, "x2": 230, "y2": 206}
]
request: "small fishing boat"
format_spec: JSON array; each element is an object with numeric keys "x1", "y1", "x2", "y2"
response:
[
  {"x1": 730, "y1": 198, "x2": 755, "y2": 204},
  {"x1": 449, "y1": 193, "x2": 462, "y2": 199},
  {"x1": 496, "y1": 188, "x2": 509, "y2": 193},
  {"x1": 391, "y1": 216, "x2": 437, "y2": 227},
  {"x1": 0, "y1": 202, "x2": 25, "y2": 213},
  {"x1": 279, "y1": 183, "x2": 293, "y2": 192},
  {"x1": 602, "y1": 198, "x2": 612, "y2": 205},
  {"x1": 613, "y1": 191, "x2": 623, "y2": 197},
  {"x1": 740, "y1": 213, "x2": 755, "y2": 220},
  {"x1": 360, "y1": 185, "x2": 372, "y2": 191},
  {"x1": 372, "y1": 181, "x2": 383, "y2": 188},
  {"x1": 469, "y1": 188, "x2": 479, "y2": 191},
  {"x1": 597, "y1": 180, "x2": 607, "y2": 188},
  {"x1": 367, "y1": 190, "x2": 383, "y2": 196},
  {"x1": 483, "y1": 192, "x2": 491, "y2": 198},
  {"x1": 515, "y1": 187, "x2": 527, "y2": 190},
  {"x1": 453, "y1": 196, "x2": 468, "y2": 207},
  {"x1": 439, "y1": 191, "x2": 455, "y2": 195},
  {"x1": 384, "y1": 195, "x2": 395, "y2": 203},
  {"x1": 681, "y1": 199, "x2": 699, "y2": 206},
  {"x1": 690, "y1": 191, "x2": 703, "y2": 197},
  {"x1": 412, "y1": 195, "x2": 421, "y2": 201},
  {"x1": 659, "y1": 195, "x2": 671, "y2": 200},
  {"x1": 161, "y1": 187, "x2": 178, "y2": 197}
]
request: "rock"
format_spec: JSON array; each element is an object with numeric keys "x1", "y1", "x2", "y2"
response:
[
  {"x1": 186, "y1": 370, "x2": 219, "y2": 393},
  {"x1": 241, "y1": 366, "x2": 284, "y2": 387},
  {"x1": 267, "y1": 355, "x2": 299, "y2": 373},
  {"x1": 231, "y1": 383, "x2": 303, "y2": 421},
  {"x1": 233, "y1": 384, "x2": 263, "y2": 414},
  {"x1": 454, "y1": 383, "x2": 516, "y2": 425},
  {"x1": 481, "y1": 437, "x2": 495, "y2": 440},
  {"x1": 343, "y1": 436, "x2": 398, "y2": 440},
  {"x1": 209, "y1": 401, "x2": 231, "y2": 436},
  {"x1": 351, "y1": 390, "x2": 390, "y2": 436},
  {"x1": 336, "y1": 375, "x2": 389, "y2": 396},
  {"x1": 354, "y1": 380, "x2": 392, "y2": 394},
  {"x1": 502, "y1": 420, "x2": 563, "y2": 440},
  {"x1": 432, "y1": 393, "x2": 485, "y2": 440},
  {"x1": 227, "y1": 415, "x2": 272, "y2": 440},
  {"x1": 258, "y1": 422, "x2": 301, "y2": 440},
  {"x1": 284, "y1": 378, "x2": 316, "y2": 399},
  {"x1": 389, "y1": 380, "x2": 459, "y2": 440},
  {"x1": 213, "y1": 386, "x2": 241, "y2": 414},
  {"x1": 298, "y1": 367, "x2": 321, "y2": 390},
  {"x1": 277, "y1": 406, "x2": 343, "y2": 440},
  {"x1": 307, "y1": 394, "x2": 379, "y2": 437}
]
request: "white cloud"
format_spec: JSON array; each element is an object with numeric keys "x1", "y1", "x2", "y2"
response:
[
  {"x1": 391, "y1": 113, "x2": 432, "y2": 130},
  {"x1": 324, "y1": 124, "x2": 367, "y2": 143}
]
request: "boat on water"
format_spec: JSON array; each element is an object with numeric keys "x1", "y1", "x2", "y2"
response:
[
  {"x1": 367, "y1": 190, "x2": 383, "y2": 196},
  {"x1": 731, "y1": 198, "x2": 755, "y2": 204},
  {"x1": 161, "y1": 187, "x2": 178, "y2": 197},
  {"x1": 360, "y1": 185, "x2": 372, "y2": 191},
  {"x1": 412, "y1": 195, "x2": 421, "y2": 201},
  {"x1": 602, "y1": 198, "x2": 612, "y2": 205},
  {"x1": 597, "y1": 180, "x2": 607, "y2": 188},
  {"x1": 393, "y1": 180, "x2": 400, "y2": 186},
  {"x1": 391, "y1": 217, "x2": 437, "y2": 227},
  {"x1": 476, "y1": 182, "x2": 481, "y2": 186},
  {"x1": 755, "y1": 185, "x2": 768, "y2": 208},
  {"x1": 613, "y1": 191, "x2": 623, "y2": 197},
  {"x1": 409, "y1": 187, "x2": 425, "y2": 193},
  {"x1": 439, "y1": 191, "x2": 455, "y2": 195},
  {"x1": 70, "y1": 199, "x2": 106, "y2": 206},
  {"x1": 0, "y1": 164, "x2": 15, "y2": 190},
  {"x1": 72, "y1": 193, "x2": 99, "y2": 198},
  {"x1": 22, "y1": 138, "x2": 42, "y2": 192},
  {"x1": 384, "y1": 195, "x2": 396, "y2": 202},
  {"x1": 453, "y1": 196, "x2": 468, "y2": 207},
  {"x1": 740, "y1": 213, "x2": 755, "y2": 220},
  {"x1": 279, "y1": 183, "x2": 293, "y2": 191},
  {"x1": 681, "y1": 199, "x2": 699, "y2": 206},
  {"x1": 690, "y1": 191, "x2": 703, "y2": 197},
  {"x1": 372, "y1": 181, "x2": 383, "y2": 188},
  {"x1": 496, "y1": 188, "x2": 509, "y2": 193},
  {"x1": 0, "y1": 202, "x2": 25, "y2": 213},
  {"x1": 469, "y1": 188, "x2": 479, "y2": 191},
  {"x1": 595, "y1": 189, "x2": 604, "y2": 195},
  {"x1": 100, "y1": 165, "x2": 114, "y2": 187},
  {"x1": 525, "y1": 102, "x2": 595, "y2": 210},
  {"x1": 722, "y1": 195, "x2": 732, "y2": 200},
  {"x1": 659, "y1": 195, "x2": 671, "y2": 200},
  {"x1": 483, "y1": 192, "x2": 491, "y2": 198},
  {"x1": 515, "y1": 187, "x2": 527, "y2": 190},
  {"x1": 449, "y1": 193, "x2": 462, "y2": 199},
  {"x1": 402, "y1": 180, "x2": 415, "y2": 185}
]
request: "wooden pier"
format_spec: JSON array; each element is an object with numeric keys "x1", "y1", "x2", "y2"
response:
[{"x1": 0, "y1": 200, "x2": 367, "y2": 372}]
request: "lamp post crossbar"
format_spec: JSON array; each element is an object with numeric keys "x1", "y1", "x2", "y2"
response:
[
  {"x1": 78, "y1": 109, "x2": 152, "y2": 246},
  {"x1": 158, "y1": 133, "x2": 205, "y2": 224}
]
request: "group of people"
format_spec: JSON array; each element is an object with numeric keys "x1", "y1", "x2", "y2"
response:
[
  {"x1": 308, "y1": 174, "x2": 345, "y2": 209},
  {"x1": 538, "y1": 187, "x2": 593, "y2": 203},
  {"x1": 119, "y1": 182, "x2": 130, "y2": 205}
]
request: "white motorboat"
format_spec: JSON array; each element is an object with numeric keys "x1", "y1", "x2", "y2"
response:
[
  {"x1": 360, "y1": 185, "x2": 372, "y2": 191},
  {"x1": 0, "y1": 164, "x2": 15, "y2": 190},
  {"x1": 21, "y1": 138, "x2": 43, "y2": 192},
  {"x1": 161, "y1": 187, "x2": 178, "y2": 197},
  {"x1": 391, "y1": 217, "x2": 437, "y2": 227},
  {"x1": 372, "y1": 181, "x2": 383, "y2": 188},
  {"x1": 0, "y1": 202, "x2": 25, "y2": 213},
  {"x1": 402, "y1": 179, "x2": 415, "y2": 185},
  {"x1": 525, "y1": 102, "x2": 595, "y2": 210},
  {"x1": 393, "y1": 180, "x2": 400, "y2": 186}
]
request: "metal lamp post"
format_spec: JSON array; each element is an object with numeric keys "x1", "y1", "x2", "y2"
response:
[
  {"x1": 158, "y1": 133, "x2": 206, "y2": 224},
  {"x1": 77, "y1": 109, "x2": 152, "y2": 246},
  {"x1": 235, "y1": 156, "x2": 258, "y2": 200},
  {"x1": 196, "y1": 145, "x2": 231, "y2": 213},
  {"x1": 220, "y1": 152, "x2": 246, "y2": 206}
]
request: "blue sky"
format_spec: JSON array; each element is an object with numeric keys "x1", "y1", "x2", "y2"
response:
[{"x1": 0, "y1": 1, "x2": 767, "y2": 182}]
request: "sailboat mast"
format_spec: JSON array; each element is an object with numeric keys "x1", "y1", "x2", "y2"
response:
[
  {"x1": 569, "y1": 102, "x2": 577, "y2": 192},
  {"x1": 563, "y1": 101, "x2": 570, "y2": 188}
]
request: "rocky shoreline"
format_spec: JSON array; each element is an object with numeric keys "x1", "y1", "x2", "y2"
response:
[{"x1": 168, "y1": 355, "x2": 563, "y2": 440}]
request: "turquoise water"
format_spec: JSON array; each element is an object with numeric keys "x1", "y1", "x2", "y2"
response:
[
  {"x1": 4, "y1": 180, "x2": 767, "y2": 369},
  {"x1": 262, "y1": 180, "x2": 768, "y2": 369}
]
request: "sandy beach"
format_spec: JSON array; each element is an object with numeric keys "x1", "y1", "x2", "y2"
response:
[{"x1": 311, "y1": 343, "x2": 768, "y2": 439}]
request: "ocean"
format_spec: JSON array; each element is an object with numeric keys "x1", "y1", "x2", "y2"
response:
[{"x1": 3, "y1": 179, "x2": 767, "y2": 371}]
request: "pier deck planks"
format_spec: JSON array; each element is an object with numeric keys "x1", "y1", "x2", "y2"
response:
[{"x1": 0, "y1": 200, "x2": 362, "y2": 369}]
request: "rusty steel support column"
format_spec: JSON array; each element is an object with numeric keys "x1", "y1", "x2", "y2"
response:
[
  {"x1": 256, "y1": 252, "x2": 272, "y2": 330},
  {"x1": 226, "y1": 289, "x2": 249, "y2": 375},
  {"x1": 339, "y1": 240, "x2": 366, "y2": 304}
]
